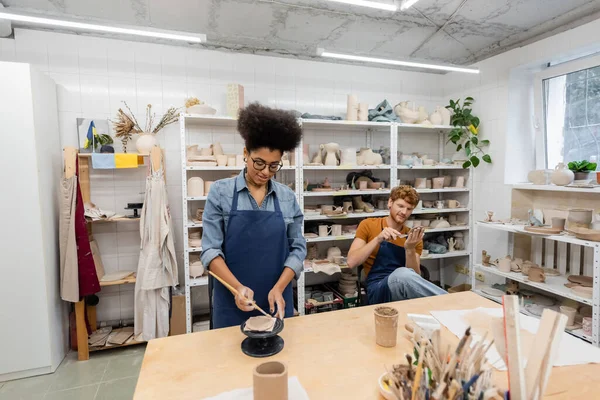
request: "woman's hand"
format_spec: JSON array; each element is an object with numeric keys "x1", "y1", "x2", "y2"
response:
[
  {"x1": 235, "y1": 285, "x2": 255, "y2": 312},
  {"x1": 377, "y1": 227, "x2": 403, "y2": 243},
  {"x1": 268, "y1": 287, "x2": 286, "y2": 319},
  {"x1": 404, "y1": 226, "x2": 425, "y2": 251}
]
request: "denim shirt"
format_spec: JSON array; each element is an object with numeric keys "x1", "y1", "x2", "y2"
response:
[{"x1": 200, "y1": 170, "x2": 307, "y2": 279}]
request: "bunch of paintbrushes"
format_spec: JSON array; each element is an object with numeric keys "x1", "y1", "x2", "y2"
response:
[
  {"x1": 383, "y1": 324, "x2": 504, "y2": 400},
  {"x1": 382, "y1": 295, "x2": 566, "y2": 400}
]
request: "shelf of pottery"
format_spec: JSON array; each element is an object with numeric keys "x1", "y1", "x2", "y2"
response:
[
  {"x1": 473, "y1": 184, "x2": 600, "y2": 347},
  {"x1": 298, "y1": 120, "x2": 472, "y2": 315}
]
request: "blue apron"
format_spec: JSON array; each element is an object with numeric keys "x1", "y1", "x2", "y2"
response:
[
  {"x1": 212, "y1": 180, "x2": 294, "y2": 329},
  {"x1": 365, "y1": 220, "x2": 407, "y2": 305}
]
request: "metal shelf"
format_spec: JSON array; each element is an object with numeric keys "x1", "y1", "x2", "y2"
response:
[
  {"x1": 301, "y1": 119, "x2": 392, "y2": 130},
  {"x1": 416, "y1": 188, "x2": 470, "y2": 193},
  {"x1": 305, "y1": 226, "x2": 469, "y2": 243},
  {"x1": 412, "y1": 208, "x2": 469, "y2": 214},
  {"x1": 181, "y1": 114, "x2": 237, "y2": 126},
  {"x1": 187, "y1": 247, "x2": 202, "y2": 252},
  {"x1": 512, "y1": 183, "x2": 600, "y2": 194},
  {"x1": 304, "y1": 211, "x2": 389, "y2": 221},
  {"x1": 476, "y1": 221, "x2": 600, "y2": 248},
  {"x1": 189, "y1": 276, "x2": 209, "y2": 287},
  {"x1": 399, "y1": 165, "x2": 465, "y2": 170},
  {"x1": 397, "y1": 123, "x2": 454, "y2": 132},
  {"x1": 421, "y1": 250, "x2": 470, "y2": 260},
  {"x1": 303, "y1": 165, "x2": 391, "y2": 170},
  {"x1": 186, "y1": 196, "x2": 207, "y2": 201},
  {"x1": 186, "y1": 219, "x2": 202, "y2": 228},
  {"x1": 185, "y1": 165, "x2": 295, "y2": 171},
  {"x1": 303, "y1": 189, "x2": 390, "y2": 197},
  {"x1": 474, "y1": 264, "x2": 593, "y2": 306}
]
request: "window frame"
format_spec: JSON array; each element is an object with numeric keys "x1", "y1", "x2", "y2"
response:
[{"x1": 533, "y1": 54, "x2": 600, "y2": 169}]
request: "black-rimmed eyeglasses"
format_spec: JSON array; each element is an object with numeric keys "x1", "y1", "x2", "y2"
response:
[{"x1": 249, "y1": 157, "x2": 283, "y2": 172}]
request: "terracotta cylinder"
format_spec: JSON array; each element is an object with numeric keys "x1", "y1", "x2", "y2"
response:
[
  {"x1": 414, "y1": 178, "x2": 427, "y2": 189},
  {"x1": 253, "y1": 361, "x2": 288, "y2": 400},
  {"x1": 432, "y1": 177, "x2": 445, "y2": 189},
  {"x1": 374, "y1": 306, "x2": 399, "y2": 347}
]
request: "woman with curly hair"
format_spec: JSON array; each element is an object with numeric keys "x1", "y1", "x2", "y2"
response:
[{"x1": 201, "y1": 103, "x2": 306, "y2": 329}]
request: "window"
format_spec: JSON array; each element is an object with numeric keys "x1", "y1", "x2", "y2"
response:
[{"x1": 535, "y1": 55, "x2": 600, "y2": 169}]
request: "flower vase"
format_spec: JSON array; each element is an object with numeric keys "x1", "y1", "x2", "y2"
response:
[{"x1": 136, "y1": 133, "x2": 157, "y2": 155}]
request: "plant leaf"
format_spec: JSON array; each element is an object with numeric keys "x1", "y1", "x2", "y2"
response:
[
  {"x1": 482, "y1": 154, "x2": 492, "y2": 163},
  {"x1": 471, "y1": 137, "x2": 478, "y2": 145},
  {"x1": 462, "y1": 160, "x2": 471, "y2": 169},
  {"x1": 465, "y1": 96, "x2": 474, "y2": 101},
  {"x1": 449, "y1": 99, "x2": 455, "y2": 107},
  {"x1": 465, "y1": 146, "x2": 471, "y2": 157},
  {"x1": 470, "y1": 156, "x2": 480, "y2": 167},
  {"x1": 472, "y1": 117, "x2": 480, "y2": 127},
  {"x1": 456, "y1": 144, "x2": 462, "y2": 152},
  {"x1": 481, "y1": 140, "x2": 490, "y2": 146}
]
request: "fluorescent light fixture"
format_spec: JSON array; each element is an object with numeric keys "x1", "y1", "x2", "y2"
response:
[
  {"x1": 0, "y1": 10, "x2": 206, "y2": 43},
  {"x1": 318, "y1": 49, "x2": 480, "y2": 74},
  {"x1": 400, "y1": 0, "x2": 421, "y2": 10},
  {"x1": 325, "y1": 0, "x2": 397, "y2": 12}
]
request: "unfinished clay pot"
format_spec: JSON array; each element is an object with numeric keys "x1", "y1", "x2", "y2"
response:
[
  {"x1": 521, "y1": 260, "x2": 536, "y2": 276},
  {"x1": 432, "y1": 177, "x2": 445, "y2": 189},
  {"x1": 374, "y1": 306, "x2": 399, "y2": 347},
  {"x1": 510, "y1": 258, "x2": 523, "y2": 273},
  {"x1": 528, "y1": 266, "x2": 545, "y2": 283},
  {"x1": 253, "y1": 361, "x2": 288, "y2": 400},
  {"x1": 498, "y1": 256, "x2": 511, "y2": 273},
  {"x1": 568, "y1": 209, "x2": 593, "y2": 229}
]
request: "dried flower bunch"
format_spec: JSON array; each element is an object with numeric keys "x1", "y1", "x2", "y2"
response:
[
  {"x1": 111, "y1": 102, "x2": 181, "y2": 152},
  {"x1": 185, "y1": 97, "x2": 204, "y2": 108}
]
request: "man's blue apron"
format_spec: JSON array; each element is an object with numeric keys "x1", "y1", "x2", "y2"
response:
[
  {"x1": 365, "y1": 220, "x2": 407, "y2": 305},
  {"x1": 212, "y1": 181, "x2": 294, "y2": 329}
]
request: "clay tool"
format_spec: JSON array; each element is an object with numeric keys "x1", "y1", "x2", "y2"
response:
[{"x1": 208, "y1": 271, "x2": 272, "y2": 318}]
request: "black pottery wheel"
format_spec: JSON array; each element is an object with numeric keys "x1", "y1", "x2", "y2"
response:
[{"x1": 240, "y1": 318, "x2": 284, "y2": 358}]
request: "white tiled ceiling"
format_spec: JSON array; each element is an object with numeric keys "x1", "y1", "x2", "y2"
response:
[{"x1": 3, "y1": 0, "x2": 600, "y2": 67}]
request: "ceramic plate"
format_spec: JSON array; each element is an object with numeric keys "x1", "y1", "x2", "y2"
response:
[{"x1": 481, "y1": 287, "x2": 504, "y2": 297}]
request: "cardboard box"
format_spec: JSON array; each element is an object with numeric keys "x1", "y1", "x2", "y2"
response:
[{"x1": 170, "y1": 294, "x2": 186, "y2": 336}]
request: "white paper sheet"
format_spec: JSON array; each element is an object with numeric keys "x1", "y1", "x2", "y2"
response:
[
  {"x1": 203, "y1": 376, "x2": 309, "y2": 400},
  {"x1": 431, "y1": 307, "x2": 600, "y2": 371}
]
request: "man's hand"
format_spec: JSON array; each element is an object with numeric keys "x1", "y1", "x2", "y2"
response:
[
  {"x1": 268, "y1": 287, "x2": 286, "y2": 319},
  {"x1": 404, "y1": 226, "x2": 425, "y2": 251},
  {"x1": 376, "y1": 227, "x2": 404, "y2": 243}
]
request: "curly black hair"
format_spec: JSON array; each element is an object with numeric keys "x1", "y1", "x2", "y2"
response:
[{"x1": 237, "y1": 103, "x2": 302, "y2": 152}]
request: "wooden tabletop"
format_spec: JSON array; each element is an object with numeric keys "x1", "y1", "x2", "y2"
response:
[{"x1": 134, "y1": 292, "x2": 599, "y2": 399}]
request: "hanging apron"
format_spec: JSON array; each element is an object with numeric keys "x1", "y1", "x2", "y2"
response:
[
  {"x1": 212, "y1": 181, "x2": 293, "y2": 329},
  {"x1": 365, "y1": 220, "x2": 407, "y2": 305}
]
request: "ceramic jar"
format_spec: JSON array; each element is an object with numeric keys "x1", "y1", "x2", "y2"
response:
[
  {"x1": 429, "y1": 107, "x2": 443, "y2": 125},
  {"x1": 189, "y1": 260, "x2": 205, "y2": 278},
  {"x1": 253, "y1": 361, "x2": 288, "y2": 400},
  {"x1": 358, "y1": 148, "x2": 383, "y2": 165},
  {"x1": 340, "y1": 147, "x2": 357, "y2": 166},
  {"x1": 440, "y1": 106, "x2": 451, "y2": 125},
  {"x1": 430, "y1": 217, "x2": 450, "y2": 229},
  {"x1": 432, "y1": 177, "x2": 445, "y2": 189},
  {"x1": 374, "y1": 306, "x2": 399, "y2": 347},
  {"x1": 321, "y1": 143, "x2": 341, "y2": 166},
  {"x1": 527, "y1": 169, "x2": 550, "y2": 185},
  {"x1": 327, "y1": 246, "x2": 342, "y2": 262},
  {"x1": 358, "y1": 103, "x2": 369, "y2": 121},
  {"x1": 551, "y1": 162, "x2": 574, "y2": 186},
  {"x1": 498, "y1": 256, "x2": 511, "y2": 273},
  {"x1": 188, "y1": 177, "x2": 204, "y2": 197},
  {"x1": 211, "y1": 142, "x2": 224, "y2": 156}
]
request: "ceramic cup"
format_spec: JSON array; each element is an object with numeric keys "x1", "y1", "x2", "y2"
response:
[
  {"x1": 447, "y1": 199, "x2": 461, "y2": 209},
  {"x1": 435, "y1": 200, "x2": 445, "y2": 209},
  {"x1": 204, "y1": 181, "x2": 214, "y2": 195},
  {"x1": 420, "y1": 220, "x2": 430, "y2": 227},
  {"x1": 318, "y1": 225, "x2": 332, "y2": 237},
  {"x1": 498, "y1": 257, "x2": 511, "y2": 273},
  {"x1": 323, "y1": 291, "x2": 335, "y2": 302},
  {"x1": 552, "y1": 217, "x2": 566, "y2": 231},
  {"x1": 454, "y1": 176, "x2": 465, "y2": 188},
  {"x1": 227, "y1": 156, "x2": 236, "y2": 166},
  {"x1": 374, "y1": 306, "x2": 399, "y2": 347},
  {"x1": 236, "y1": 154, "x2": 245, "y2": 167},
  {"x1": 448, "y1": 214, "x2": 458, "y2": 224},
  {"x1": 426, "y1": 179, "x2": 432, "y2": 189},
  {"x1": 253, "y1": 361, "x2": 288, "y2": 400},
  {"x1": 415, "y1": 178, "x2": 427, "y2": 189},
  {"x1": 412, "y1": 220, "x2": 422, "y2": 227},
  {"x1": 423, "y1": 201, "x2": 434, "y2": 208},
  {"x1": 433, "y1": 177, "x2": 445, "y2": 189},
  {"x1": 359, "y1": 181, "x2": 368, "y2": 190},
  {"x1": 343, "y1": 201, "x2": 354, "y2": 213},
  {"x1": 216, "y1": 154, "x2": 228, "y2": 167},
  {"x1": 321, "y1": 205, "x2": 334, "y2": 215},
  {"x1": 331, "y1": 224, "x2": 342, "y2": 236},
  {"x1": 583, "y1": 317, "x2": 593, "y2": 335},
  {"x1": 560, "y1": 305, "x2": 577, "y2": 326}
]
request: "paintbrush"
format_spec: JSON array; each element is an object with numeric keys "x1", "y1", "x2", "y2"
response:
[{"x1": 208, "y1": 271, "x2": 273, "y2": 318}]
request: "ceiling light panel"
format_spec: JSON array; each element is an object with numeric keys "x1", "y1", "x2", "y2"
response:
[{"x1": 325, "y1": 0, "x2": 398, "y2": 12}]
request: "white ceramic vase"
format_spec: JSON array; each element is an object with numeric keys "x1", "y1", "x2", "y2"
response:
[
  {"x1": 429, "y1": 107, "x2": 443, "y2": 125},
  {"x1": 440, "y1": 107, "x2": 451, "y2": 125},
  {"x1": 551, "y1": 162, "x2": 574, "y2": 186},
  {"x1": 136, "y1": 133, "x2": 157, "y2": 154},
  {"x1": 341, "y1": 148, "x2": 357, "y2": 166},
  {"x1": 321, "y1": 143, "x2": 340, "y2": 166},
  {"x1": 188, "y1": 177, "x2": 204, "y2": 197},
  {"x1": 327, "y1": 246, "x2": 342, "y2": 262},
  {"x1": 394, "y1": 101, "x2": 419, "y2": 124}
]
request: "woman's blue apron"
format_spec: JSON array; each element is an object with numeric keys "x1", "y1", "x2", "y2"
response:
[
  {"x1": 365, "y1": 220, "x2": 407, "y2": 305},
  {"x1": 212, "y1": 181, "x2": 294, "y2": 329}
]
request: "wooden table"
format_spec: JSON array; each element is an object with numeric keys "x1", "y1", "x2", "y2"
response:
[{"x1": 134, "y1": 292, "x2": 599, "y2": 399}]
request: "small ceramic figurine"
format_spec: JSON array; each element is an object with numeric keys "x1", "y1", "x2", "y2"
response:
[
  {"x1": 482, "y1": 250, "x2": 491, "y2": 266},
  {"x1": 322, "y1": 177, "x2": 331, "y2": 188},
  {"x1": 485, "y1": 211, "x2": 494, "y2": 222},
  {"x1": 506, "y1": 280, "x2": 519, "y2": 295},
  {"x1": 447, "y1": 237, "x2": 456, "y2": 252},
  {"x1": 452, "y1": 232, "x2": 465, "y2": 250},
  {"x1": 320, "y1": 142, "x2": 341, "y2": 166},
  {"x1": 528, "y1": 209, "x2": 544, "y2": 227}
]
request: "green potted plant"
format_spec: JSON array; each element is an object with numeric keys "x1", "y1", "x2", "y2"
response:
[
  {"x1": 567, "y1": 160, "x2": 597, "y2": 181},
  {"x1": 445, "y1": 97, "x2": 491, "y2": 169}
]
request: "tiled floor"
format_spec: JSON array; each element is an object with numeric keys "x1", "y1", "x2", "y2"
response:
[{"x1": 0, "y1": 345, "x2": 146, "y2": 400}]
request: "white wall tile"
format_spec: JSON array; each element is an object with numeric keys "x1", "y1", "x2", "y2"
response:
[
  {"x1": 136, "y1": 78, "x2": 163, "y2": 114},
  {"x1": 80, "y1": 74, "x2": 110, "y2": 115},
  {"x1": 0, "y1": 38, "x2": 17, "y2": 62},
  {"x1": 47, "y1": 35, "x2": 79, "y2": 74},
  {"x1": 78, "y1": 37, "x2": 108, "y2": 76},
  {"x1": 48, "y1": 73, "x2": 81, "y2": 113},
  {"x1": 134, "y1": 43, "x2": 163, "y2": 80},
  {"x1": 107, "y1": 43, "x2": 135, "y2": 78},
  {"x1": 108, "y1": 76, "x2": 138, "y2": 112}
]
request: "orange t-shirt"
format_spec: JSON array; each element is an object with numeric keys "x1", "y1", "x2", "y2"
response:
[{"x1": 355, "y1": 217, "x2": 423, "y2": 277}]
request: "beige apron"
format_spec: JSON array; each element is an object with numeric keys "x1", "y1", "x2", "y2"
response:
[
  {"x1": 134, "y1": 169, "x2": 179, "y2": 341},
  {"x1": 59, "y1": 175, "x2": 79, "y2": 302}
]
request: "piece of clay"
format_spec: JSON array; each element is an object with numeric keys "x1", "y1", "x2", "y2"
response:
[
  {"x1": 482, "y1": 250, "x2": 491, "y2": 266},
  {"x1": 244, "y1": 316, "x2": 276, "y2": 332},
  {"x1": 528, "y1": 266, "x2": 545, "y2": 283},
  {"x1": 567, "y1": 275, "x2": 593, "y2": 287}
]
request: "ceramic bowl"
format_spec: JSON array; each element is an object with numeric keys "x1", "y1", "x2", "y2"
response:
[
  {"x1": 378, "y1": 373, "x2": 396, "y2": 400},
  {"x1": 186, "y1": 104, "x2": 217, "y2": 115}
]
